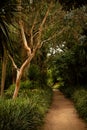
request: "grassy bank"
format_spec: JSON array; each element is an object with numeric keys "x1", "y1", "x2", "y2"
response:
[{"x1": 0, "y1": 81, "x2": 53, "y2": 130}]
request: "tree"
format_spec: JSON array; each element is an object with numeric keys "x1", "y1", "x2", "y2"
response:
[
  {"x1": 50, "y1": 6, "x2": 87, "y2": 87},
  {"x1": 8, "y1": 1, "x2": 54, "y2": 99},
  {"x1": 0, "y1": 0, "x2": 16, "y2": 96},
  {"x1": 0, "y1": 0, "x2": 71, "y2": 98}
]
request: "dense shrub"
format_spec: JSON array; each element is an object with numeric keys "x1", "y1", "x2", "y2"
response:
[
  {"x1": 28, "y1": 64, "x2": 40, "y2": 81},
  {"x1": 0, "y1": 98, "x2": 43, "y2": 130},
  {"x1": 72, "y1": 89, "x2": 87, "y2": 121},
  {"x1": 28, "y1": 64, "x2": 48, "y2": 87},
  {"x1": 0, "y1": 85, "x2": 52, "y2": 130},
  {"x1": 59, "y1": 85, "x2": 75, "y2": 98},
  {"x1": 5, "y1": 80, "x2": 40, "y2": 98}
]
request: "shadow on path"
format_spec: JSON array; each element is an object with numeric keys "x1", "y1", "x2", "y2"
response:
[{"x1": 42, "y1": 90, "x2": 87, "y2": 130}]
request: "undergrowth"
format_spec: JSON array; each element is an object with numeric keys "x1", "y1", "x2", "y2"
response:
[{"x1": 0, "y1": 80, "x2": 53, "y2": 130}]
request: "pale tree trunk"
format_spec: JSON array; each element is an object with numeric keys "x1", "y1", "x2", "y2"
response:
[
  {"x1": 1, "y1": 47, "x2": 8, "y2": 97},
  {"x1": 9, "y1": 52, "x2": 35, "y2": 99},
  {"x1": 12, "y1": 55, "x2": 34, "y2": 99}
]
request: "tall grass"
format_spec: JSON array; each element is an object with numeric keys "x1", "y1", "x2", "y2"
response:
[
  {"x1": 72, "y1": 88, "x2": 87, "y2": 121},
  {"x1": 0, "y1": 81, "x2": 53, "y2": 130}
]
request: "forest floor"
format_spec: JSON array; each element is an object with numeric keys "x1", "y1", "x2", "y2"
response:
[{"x1": 42, "y1": 90, "x2": 87, "y2": 130}]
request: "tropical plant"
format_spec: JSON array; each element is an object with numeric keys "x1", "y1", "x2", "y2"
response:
[{"x1": 0, "y1": 0, "x2": 17, "y2": 96}]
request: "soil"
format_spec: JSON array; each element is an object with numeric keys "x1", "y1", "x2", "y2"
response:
[{"x1": 42, "y1": 90, "x2": 87, "y2": 130}]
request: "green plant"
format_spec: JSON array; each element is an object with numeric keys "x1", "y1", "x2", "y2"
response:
[
  {"x1": 0, "y1": 98, "x2": 43, "y2": 130},
  {"x1": 0, "y1": 86, "x2": 53, "y2": 130},
  {"x1": 72, "y1": 89, "x2": 87, "y2": 121},
  {"x1": 59, "y1": 85, "x2": 75, "y2": 98},
  {"x1": 28, "y1": 64, "x2": 40, "y2": 81},
  {"x1": 5, "y1": 80, "x2": 40, "y2": 98}
]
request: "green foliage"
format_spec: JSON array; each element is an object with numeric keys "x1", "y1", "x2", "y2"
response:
[
  {"x1": 0, "y1": 98, "x2": 43, "y2": 130},
  {"x1": 28, "y1": 64, "x2": 40, "y2": 81},
  {"x1": 59, "y1": 0, "x2": 87, "y2": 10},
  {"x1": 54, "y1": 51, "x2": 75, "y2": 85},
  {"x1": 5, "y1": 60, "x2": 13, "y2": 89},
  {"x1": 0, "y1": 86, "x2": 52, "y2": 130},
  {"x1": 53, "y1": 41, "x2": 87, "y2": 86},
  {"x1": 52, "y1": 83, "x2": 59, "y2": 89},
  {"x1": 59, "y1": 85, "x2": 75, "y2": 98},
  {"x1": 72, "y1": 89, "x2": 87, "y2": 121},
  {"x1": 49, "y1": 5, "x2": 87, "y2": 87},
  {"x1": 5, "y1": 80, "x2": 41, "y2": 98},
  {"x1": 28, "y1": 61, "x2": 48, "y2": 87},
  {"x1": 47, "y1": 69, "x2": 54, "y2": 87},
  {"x1": 5, "y1": 84, "x2": 15, "y2": 98},
  {"x1": 0, "y1": 0, "x2": 18, "y2": 55}
]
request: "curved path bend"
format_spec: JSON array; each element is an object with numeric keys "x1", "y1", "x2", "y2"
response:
[{"x1": 42, "y1": 90, "x2": 87, "y2": 130}]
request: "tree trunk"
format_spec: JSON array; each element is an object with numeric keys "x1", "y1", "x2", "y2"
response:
[
  {"x1": 1, "y1": 47, "x2": 8, "y2": 97},
  {"x1": 12, "y1": 67, "x2": 16, "y2": 84},
  {"x1": 13, "y1": 70, "x2": 21, "y2": 99},
  {"x1": 13, "y1": 55, "x2": 33, "y2": 99}
]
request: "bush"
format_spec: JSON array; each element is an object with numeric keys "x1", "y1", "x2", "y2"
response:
[
  {"x1": 59, "y1": 85, "x2": 75, "y2": 98},
  {"x1": 0, "y1": 98, "x2": 44, "y2": 130},
  {"x1": 72, "y1": 89, "x2": 87, "y2": 121},
  {"x1": 5, "y1": 80, "x2": 40, "y2": 98},
  {"x1": 0, "y1": 86, "x2": 53, "y2": 130},
  {"x1": 28, "y1": 64, "x2": 40, "y2": 81}
]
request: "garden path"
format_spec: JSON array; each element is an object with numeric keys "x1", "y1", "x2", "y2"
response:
[{"x1": 42, "y1": 90, "x2": 87, "y2": 130}]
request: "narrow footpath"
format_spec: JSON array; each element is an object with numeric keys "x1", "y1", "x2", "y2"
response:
[{"x1": 42, "y1": 90, "x2": 87, "y2": 130}]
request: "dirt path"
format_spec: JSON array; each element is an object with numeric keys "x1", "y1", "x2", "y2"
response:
[{"x1": 42, "y1": 90, "x2": 87, "y2": 130}]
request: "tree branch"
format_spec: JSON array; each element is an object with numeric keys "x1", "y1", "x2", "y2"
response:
[
  {"x1": 19, "y1": 21, "x2": 31, "y2": 56},
  {"x1": 8, "y1": 54, "x2": 19, "y2": 71},
  {"x1": 30, "y1": 12, "x2": 38, "y2": 47}
]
